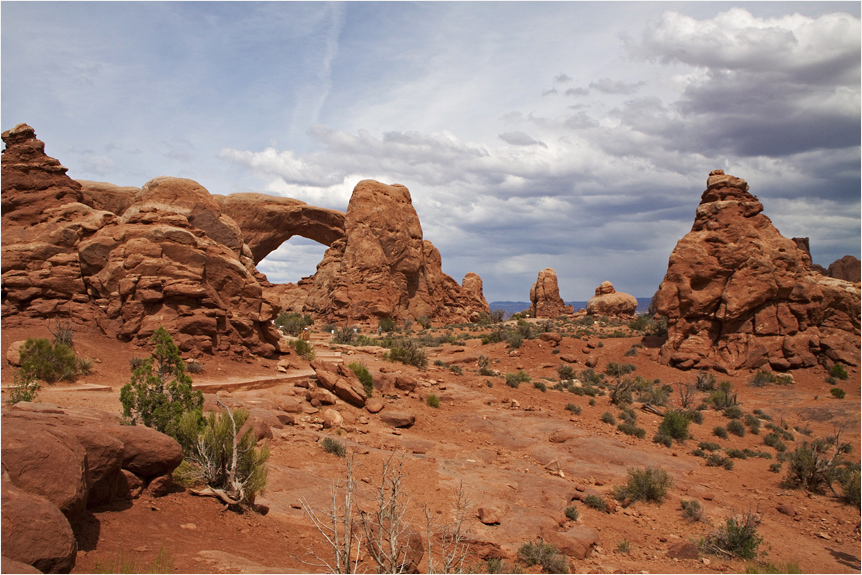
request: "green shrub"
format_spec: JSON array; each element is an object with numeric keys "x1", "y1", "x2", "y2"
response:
[
  {"x1": 379, "y1": 316, "x2": 397, "y2": 333},
  {"x1": 727, "y1": 420, "x2": 746, "y2": 437},
  {"x1": 703, "y1": 511, "x2": 763, "y2": 559},
  {"x1": 290, "y1": 338, "x2": 316, "y2": 360},
  {"x1": 723, "y1": 405, "x2": 744, "y2": 419},
  {"x1": 782, "y1": 435, "x2": 852, "y2": 493},
  {"x1": 564, "y1": 505, "x2": 579, "y2": 521},
  {"x1": 579, "y1": 368, "x2": 603, "y2": 386},
  {"x1": 617, "y1": 422, "x2": 646, "y2": 439},
  {"x1": 565, "y1": 403, "x2": 581, "y2": 415},
  {"x1": 505, "y1": 370, "x2": 531, "y2": 388},
  {"x1": 830, "y1": 387, "x2": 846, "y2": 399},
  {"x1": 686, "y1": 408, "x2": 704, "y2": 424},
  {"x1": 7, "y1": 372, "x2": 40, "y2": 404},
  {"x1": 696, "y1": 370, "x2": 717, "y2": 391},
  {"x1": 383, "y1": 338, "x2": 427, "y2": 369},
  {"x1": 749, "y1": 370, "x2": 775, "y2": 387},
  {"x1": 601, "y1": 412, "x2": 616, "y2": 425},
  {"x1": 653, "y1": 434, "x2": 673, "y2": 448},
  {"x1": 698, "y1": 441, "x2": 722, "y2": 452},
  {"x1": 838, "y1": 467, "x2": 861, "y2": 508},
  {"x1": 588, "y1": 398, "x2": 596, "y2": 406},
  {"x1": 726, "y1": 448, "x2": 748, "y2": 460},
  {"x1": 763, "y1": 433, "x2": 787, "y2": 452},
  {"x1": 557, "y1": 365, "x2": 576, "y2": 380},
  {"x1": 506, "y1": 332, "x2": 524, "y2": 349},
  {"x1": 658, "y1": 409, "x2": 692, "y2": 442},
  {"x1": 769, "y1": 462, "x2": 783, "y2": 473},
  {"x1": 348, "y1": 362, "x2": 374, "y2": 397},
  {"x1": 583, "y1": 495, "x2": 608, "y2": 512},
  {"x1": 706, "y1": 453, "x2": 734, "y2": 470},
  {"x1": 185, "y1": 406, "x2": 269, "y2": 505},
  {"x1": 713, "y1": 426, "x2": 728, "y2": 439},
  {"x1": 681, "y1": 499, "x2": 703, "y2": 522},
  {"x1": 119, "y1": 328, "x2": 203, "y2": 448},
  {"x1": 449, "y1": 364, "x2": 463, "y2": 376},
  {"x1": 274, "y1": 312, "x2": 313, "y2": 336},
  {"x1": 426, "y1": 393, "x2": 440, "y2": 408},
  {"x1": 611, "y1": 466, "x2": 673, "y2": 504},
  {"x1": 533, "y1": 381, "x2": 547, "y2": 393},
  {"x1": 829, "y1": 364, "x2": 848, "y2": 380},
  {"x1": 333, "y1": 326, "x2": 357, "y2": 344},
  {"x1": 321, "y1": 437, "x2": 346, "y2": 457},
  {"x1": 744, "y1": 414, "x2": 762, "y2": 433},
  {"x1": 18, "y1": 338, "x2": 79, "y2": 383},
  {"x1": 517, "y1": 539, "x2": 568, "y2": 574}
]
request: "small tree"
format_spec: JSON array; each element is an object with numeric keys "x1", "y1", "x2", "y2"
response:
[
  {"x1": 7, "y1": 372, "x2": 41, "y2": 404},
  {"x1": 782, "y1": 430, "x2": 852, "y2": 495},
  {"x1": 120, "y1": 327, "x2": 203, "y2": 445}
]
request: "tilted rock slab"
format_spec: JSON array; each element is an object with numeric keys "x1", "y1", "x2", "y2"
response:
[
  {"x1": 300, "y1": 180, "x2": 488, "y2": 322},
  {"x1": 654, "y1": 170, "x2": 860, "y2": 372},
  {"x1": 530, "y1": 268, "x2": 573, "y2": 318}
]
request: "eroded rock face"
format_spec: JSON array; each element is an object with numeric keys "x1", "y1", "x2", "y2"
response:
[
  {"x1": 828, "y1": 255, "x2": 861, "y2": 283},
  {"x1": 215, "y1": 193, "x2": 345, "y2": 264},
  {"x1": 300, "y1": 180, "x2": 488, "y2": 322},
  {"x1": 530, "y1": 268, "x2": 573, "y2": 318},
  {"x1": 1, "y1": 125, "x2": 281, "y2": 358},
  {"x1": 654, "y1": 170, "x2": 861, "y2": 372},
  {"x1": 586, "y1": 281, "x2": 637, "y2": 317}
]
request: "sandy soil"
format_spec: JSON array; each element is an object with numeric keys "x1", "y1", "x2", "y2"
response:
[{"x1": 2, "y1": 317, "x2": 860, "y2": 574}]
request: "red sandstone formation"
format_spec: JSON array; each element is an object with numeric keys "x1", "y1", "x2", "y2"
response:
[
  {"x1": 654, "y1": 170, "x2": 860, "y2": 372},
  {"x1": 586, "y1": 281, "x2": 637, "y2": 317},
  {"x1": 828, "y1": 255, "x2": 861, "y2": 283},
  {"x1": 530, "y1": 268, "x2": 573, "y2": 318},
  {"x1": 299, "y1": 180, "x2": 489, "y2": 322}
]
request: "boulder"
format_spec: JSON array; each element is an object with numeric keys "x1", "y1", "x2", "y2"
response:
[
  {"x1": 6, "y1": 340, "x2": 26, "y2": 366},
  {"x1": 1, "y1": 479, "x2": 77, "y2": 574},
  {"x1": 112, "y1": 424, "x2": 183, "y2": 478},
  {"x1": 322, "y1": 408, "x2": 344, "y2": 429},
  {"x1": 477, "y1": 506, "x2": 503, "y2": 525},
  {"x1": 666, "y1": 541, "x2": 699, "y2": 560},
  {"x1": 365, "y1": 398, "x2": 385, "y2": 414},
  {"x1": 1, "y1": 556, "x2": 42, "y2": 574},
  {"x1": 541, "y1": 525, "x2": 600, "y2": 560},
  {"x1": 379, "y1": 411, "x2": 416, "y2": 428},
  {"x1": 586, "y1": 281, "x2": 637, "y2": 317},
  {"x1": 530, "y1": 268, "x2": 574, "y2": 318},
  {"x1": 654, "y1": 170, "x2": 861, "y2": 371}
]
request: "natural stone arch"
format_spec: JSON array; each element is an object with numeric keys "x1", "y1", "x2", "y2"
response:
[{"x1": 215, "y1": 193, "x2": 345, "y2": 265}]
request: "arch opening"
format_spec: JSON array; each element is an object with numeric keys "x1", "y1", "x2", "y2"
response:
[{"x1": 256, "y1": 236, "x2": 329, "y2": 285}]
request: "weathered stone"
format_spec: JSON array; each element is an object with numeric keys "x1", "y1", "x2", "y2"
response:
[
  {"x1": 666, "y1": 541, "x2": 699, "y2": 560},
  {"x1": 322, "y1": 408, "x2": 344, "y2": 429},
  {"x1": 530, "y1": 268, "x2": 574, "y2": 318},
  {"x1": 586, "y1": 281, "x2": 637, "y2": 317},
  {"x1": 379, "y1": 411, "x2": 416, "y2": 428}
]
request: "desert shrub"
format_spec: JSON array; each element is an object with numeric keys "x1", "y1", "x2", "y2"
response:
[
  {"x1": 829, "y1": 364, "x2": 848, "y2": 380},
  {"x1": 769, "y1": 462, "x2": 783, "y2": 473},
  {"x1": 557, "y1": 364, "x2": 576, "y2": 380},
  {"x1": 724, "y1": 405, "x2": 744, "y2": 420},
  {"x1": 653, "y1": 434, "x2": 673, "y2": 447},
  {"x1": 686, "y1": 408, "x2": 704, "y2": 424},
  {"x1": 533, "y1": 381, "x2": 547, "y2": 393},
  {"x1": 185, "y1": 406, "x2": 269, "y2": 505},
  {"x1": 564, "y1": 505, "x2": 579, "y2": 521},
  {"x1": 275, "y1": 312, "x2": 313, "y2": 336},
  {"x1": 185, "y1": 360, "x2": 204, "y2": 374},
  {"x1": 517, "y1": 539, "x2": 568, "y2": 574},
  {"x1": 713, "y1": 426, "x2": 728, "y2": 439},
  {"x1": 505, "y1": 370, "x2": 531, "y2": 388},
  {"x1": 752, "y1": 409, "x2": 772, "y2": 421},
  {"x1": 637, "y1": 381, "x2": 672, "y2": 406},
  {"x1": 615, "y1": 538, "x2": 631, "y2": 553},
  {"x1": 579, "y1": 368, "x2": 603, "y2": 386},
  {"x1": 601, "y1": 412, "x2": 616, "y2": 425},
  {"x1": 691, "y1": 448, "x2": 707, "y2": 458},
  {"x1": 838, "y1": 466, "x2": 861, "y2": 508},
  {"x1": 617, "y1": 422, "x2": 646, "y2": 439},
  {"x1": 703, "y1": 510, "x2": 763, "y2": 560},
  {"x1": 698, "y1": 441, "x2": 722, "y2": 451},
  {"x1": 119, "y1": 327, "x2": 203, "y2": 447},
  {"x1": 383, "y1": 338, "x2": 427, "y2": 369},
  {"x1": 782, "y1": 434, "x2": 852, "y2": 494},
  {"x1": 290, "y1": 338, "x2": 316, "y2": 360},
  {"x1": 624, "y1": 346, "x2": 638, "y2": 357},
  {"x1": 743, "y1": 414, "x2": 761, "y2": 433},
  {"x1": 565, "y1": 403, "x2": 581, "y2": 415},
  {"x1": 727, "y1": 420, "x2": 746, "y2": 437},
  {"x1": 706, "y1": 453, "x2": 734, "y2": 470},
  {"x1": 7, "y1": 372, "x2": 41, "y2": 405},
  {"x1": 506, "y1": 332, "x2": 524, "y2": 349},
  {"x1": 426, "y1": 393, "x2": 440, "y2": 408},
  {"x1": 696, "y1": 370, "x2": 716, "y2": 391},
  {"x1": 321, "y1": 437, "x2": 346, "y2": 457},
  {"x1": 830, "y1": 387, "x2": 846, "y2": 399},
  {"x1": 794, "y1": 426, "x2": 812, "y2": 437},
  {"x1": 348, "y1": 362, "x2": 374, "y2": 397},
  {"x1": 726, "y1": 448, "x2": 748, "y2": 460},
  {"x1": 449, "y1": 365, "x2": 463, "y2": 376},
  {"x1": 583, "y1": 495, "x2": 607, "y2": 512},
  {"x1": 611, "y1": 466, "x2": 673, "y2": 504},
  {"x1": 129, "y1": 357, "x2": 145, "y2": 371},
  {"x1": 588, "y1": 398, "x2": 596, "y2": 406},
  {"x1": 18, "y1": 338, "x2": 79, "y2": 383},
  {"x1": 379, "y1": 316, "x2": 397, "y2": 333},
  {"x1": 681, "y1": 499, "x2": 703, "y2": 522},
  {"x1": 658, "y1": 409, "x2": 692, "y2": 442},
  {"x1": 708, "y1": 381, "x2": 738, "y2": 408},
  {"x1": 749, "y1": 370, "x2": 775, "y2": 387},
  {"x1": 743, "y1": 561, "x2": 802, "y2": 574},
  {"x1": 763, "y1": 433, "x2": 787, "y2": 452},
  {"x1": 332, "y1": 326, "x2": 357, "y2": 344},
  {"x1": 416, "y1": 316, "x2": 432, "y2": 330}
]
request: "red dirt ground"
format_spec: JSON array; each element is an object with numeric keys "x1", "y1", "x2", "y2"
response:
[{"x1": 2, "y1": 317, "x2": 860, "y2": 574}]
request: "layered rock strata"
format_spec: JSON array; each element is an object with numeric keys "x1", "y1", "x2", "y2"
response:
[
  {"x1": 654, "y1": 170, "x2": 860, "y2": 372},
  {"x1": 530, "y1": 268, "x2": 573, "y2": 318}
]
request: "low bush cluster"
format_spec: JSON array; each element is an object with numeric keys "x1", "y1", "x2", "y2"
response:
[
  {"x1": 611, "y1": 466, "x2": 673, "y2": 504},
  {"x1": 517, "y1": 539, "x2": 568, "y2": 574}
]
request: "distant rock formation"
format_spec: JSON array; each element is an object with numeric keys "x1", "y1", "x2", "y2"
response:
[
  {"x1": 530, "y1": 268, "x2": 573, "y2": 318},
  {"x1": 654, "y1": 170, "x2": 860, "y2": 372},
  {"x1": 828, "y1": 255, "x2": 861, "y2": 283},
  {"x1": 586, "y1": 281, "x2": 637, "y2": 317},
  {"x1": 299, "y1": 180, "x2": 488, "y2": 322}
]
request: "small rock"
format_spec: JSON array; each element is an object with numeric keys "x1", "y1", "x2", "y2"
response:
[
  {"x1": 477, "y1": 507, "x2": 502, "y2": 525},
  {"x1": 180, "y1": 523, "x2": 197, "y2": 530},
  {"x1": 666, "y1": 542, "x2": 698, "y2": 560},
  {"x1": 777, "y1": 503, "x2": 797, "y2": 517}
]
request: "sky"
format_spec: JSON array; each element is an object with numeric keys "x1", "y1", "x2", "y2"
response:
[{"x1": 2, "y1": 2, "x2": 860, "y2": 303}]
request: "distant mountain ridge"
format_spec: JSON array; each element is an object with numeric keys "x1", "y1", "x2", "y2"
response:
[{"x1": 490, "y1": 299, "x2": 653, "y2": 318}]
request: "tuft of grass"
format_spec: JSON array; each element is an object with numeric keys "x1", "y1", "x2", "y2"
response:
[
  {"x1": 601, "y1": 412, "x2": 616, "y2": 425},
  {"x1": 681, "y1": 499, "x2": 703, "y2": 522},
  {"x1": 564, "y1": 505, "x2": 579, "y2": 521},
  {"x1": 583, "y1": 494, "x2": 608, "y2": 513},
  {"x1": 533, "y1": 380, "x2": 547, "y2": 393},
  {"x1": 615, "y1": 538, "x2": 632, "y2": 553},
  {"x1": 348, "y1": 362, "x2": 374, "y2": 397},
  {"x1": 321, "y1": 437, "x2": 346, "y2": 457},
  {"x1": 426, "y1": 393, "x2": 440, "y2": 408}
]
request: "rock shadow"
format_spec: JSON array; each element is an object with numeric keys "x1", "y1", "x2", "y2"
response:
[{"x1": 827, "y1": 547, "x2": 861, "y2": 571}]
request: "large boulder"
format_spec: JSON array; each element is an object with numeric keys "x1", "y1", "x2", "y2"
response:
[
  {"x1": 299, "y1": 180, "x2": 489, "y2": 323},
  {"x1": 530, "y1": 268, "x2": 574, "y2": 318},
  {"x1": 586, "y1": 281, "x2": 637, "y2": 317},
  {"x1": 654, "y1": 170, "x2": 861, "y2": 371}
]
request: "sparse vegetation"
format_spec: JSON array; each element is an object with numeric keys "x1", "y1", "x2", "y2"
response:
[
  {"x1": 557, "y1": 364, "x2": 576, "y2": 380},
  {"x1": 615, "y1": 538, "x2": 632, "y2": 553},
  {"x1": 713, "y1": 426, "x2": 729, "y2": 439},
  {"x1": 17, "y1": 338, "x2": 80, "y2": 383},
  {"x1": 829, "y1": 364, "x2": 848, "y2": 380},
  {"x1": 290, "y1": 338, "x2": 316, "y2": 360},
  {"x1": 532, "y1": 380, "x2": 547, "y2": 392},
  {"x1": 321, "y1": 436, "x2": 346, "y2": 457},
  {"x1": 611, "y1": 466, "x2": 673, "y2": 505},
  {"x1": 564, "y1": 505, "x2": 579, "y2": 521},
  {"x1": 706, "y1": 453, "x2": 734, "y2": 470},
  {"x1": 601, "y1": 412, "x2": 616, "y2": 425},
  {"x1": 583, "y1": 495, "x2": 608, "y2": 513},
  {"x1": 275, "y1": 312, "x2": 313, "y2": 336},
  {"x1": 505, "y1": 370, "x2": 531, "y2": 388},
  {"x1": 749, "y1": 370, "x2": 775, "y2": 387},
  {"x1": 517, "y1": 539, "x2": 568, "y2": 574},
  {"x1": 7, "y1": 372, "x2": 41, "y2": 404},
  {"x1": 763, "y1": 433, "x2": 787, "y2": 453},
  {"x1": 782, "y1": 431, "x2": 852, "y2": 495},
  {"x1": 703, "y1": 510, "x2": 763, "y2": 560},
  {"x1": 565, "y1": 403, "x2": 581, "y2": 415},
  {"x1": 427, "y1": 393, "x2": 441, "y2": 408},
  {"x1": 379, "y1": 316, "x2": 398, "y2": 333},
  {"x1": 830, "y1": 387, "x2": 846, "y2": 399},
  {"x1": 382, "y1": 337, "x2": 428, "y2": 369},
  {"x1": 681, "y1": 499, "x2": 703, "y2": 522},
  {"x1": 658, "y1": 409, "x2": 692, "y2": 442},
  {"x1": 348, "y1": 362, "x2": 374, "y2": 397},
  {"x1": 727, "y1": 419, "x2": 746, "y2": 437}
]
